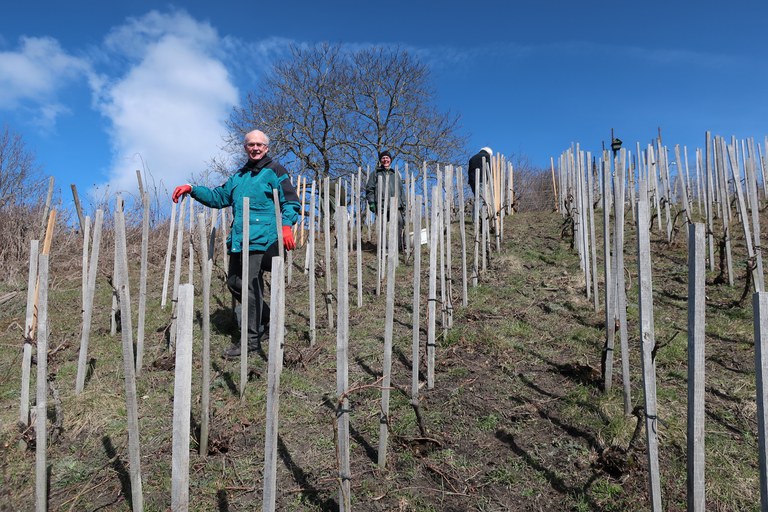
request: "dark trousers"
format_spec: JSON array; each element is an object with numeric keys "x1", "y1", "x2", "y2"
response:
[{"x1": 226, "y1": 251, "x2": 270, "y2": 344}]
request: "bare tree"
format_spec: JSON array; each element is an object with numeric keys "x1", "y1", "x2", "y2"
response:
[
  {"x1": 228, "y1": 43, "x2": 353, "y2": 183},
  {"x1": 226, "y1": 43, "x2": 466, "y2": 181},
  {"x1": 0, "y1": 125, "x2": 50, "y2": 280},
  {"x1": 345, "y1": 46, "x2": 465, "y2": 167},
  {"x1": 0, "y1": 125, "x2": 44, "y2": 211}
]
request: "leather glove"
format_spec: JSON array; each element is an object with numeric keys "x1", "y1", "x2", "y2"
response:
[
  {"x1": 369, "y1": 203, "x2": 376, "y2": 212},
  {"x1": 172, "y1": 184, "x2": 192, "y2": 203},
  {"x1": 282, "y1": 225, "x2": 296, "y2": 251}
]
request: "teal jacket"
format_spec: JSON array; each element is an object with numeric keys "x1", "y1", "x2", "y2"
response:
[{"x1": 190, "y1": 155, "x2": 301, "y2": 253}]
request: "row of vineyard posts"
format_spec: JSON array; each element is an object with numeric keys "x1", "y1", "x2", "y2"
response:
[
  {"x1": 17, "y1": 154, "x2": 518, "y2": 511},
  {"x1": 556, "y1": 132, "x2": 768, "y2": 511}
]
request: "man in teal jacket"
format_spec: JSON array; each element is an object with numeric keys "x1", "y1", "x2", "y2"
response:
[{"x1": 173, "y1": 129, "x2": 301, "y2": 358}]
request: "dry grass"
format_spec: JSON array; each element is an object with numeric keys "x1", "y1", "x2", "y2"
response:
[{"x1": 0, "y1": 206, "x2": 764, "y2": 511}]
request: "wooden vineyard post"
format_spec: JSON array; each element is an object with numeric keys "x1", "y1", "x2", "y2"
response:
[
  {"x1": 75, "y1": 209, "x2": 104, "y2": 394},
  {"x1": 436, "y1": 170, "x2": 447, "y2": 335},
  {"x1": 473, "y1": 171, "x2": 480, "y2": 287},
  {"x1": 456, "y1": 170, "x2": 469, "y2": 307},
  {"x1": 602, "y1": 155, "x2": 615, "y2": 393},
  {"x1": 746, "y1": 144, "x2": 765, "y2": 291},
  {"x1": 356, "y1": 171, "x2": 364, "y2": 308},
  {"x1": 39, "y1": 176, "x2": 54, "y2": 236},
  {"x1": 161, "y1": 200, "x2": 177, "y2": 309},
  {"x1": 219, "y1": 208, "x2": 229, "y2": 271},
  {"x1": 614, "y1": 151, "x2": 631, "y2": 414},
  {"x1": 675, "y1": 145, "x2": 691, "y2": 225},
  {"x1": 576, "y1": 149, "x2": 590, "y2": 300},
  {"x1": 404, "y1": 170, "x2": 412, "y2": 260},
  {"x1": 726, "y1": 143, "x2": 759, "y2": 292},
  {"x1": 171, "y1": 284, "x2": 194, "y2": 511},
  {"x1": 308, "y1": 181, "x2": 317, "y2": 346},
  {"x1": 378, "y1": 198, "x2": 398, "y2": 469},
  {"x1": 705, "y1": 133, "x2": 715, "y2": 271},
  {"x1": 29, "y1": 210, "x2": 57, "y2": 340},
  {"x1": 550, "y1": 157, "x2": 559, "y2": 211},
  {"x1": 187, "y1": 198, "x2": 194, "y2": 283},
  {"x1": 299, "y1": 175, "x2": 307, "y2": 246},
  {"x1": 444, "y1": 166, "x2": 454, "y2": 328},
  {"x1": 716, "y1": 138, "x2": 734, "y2": 286},
  {"x1": 422, "y1": 161, "x2": 430, "y2": 242},
  {"x1": 411, "y1": 198, "x2": 422, "y2": 405},
  {"x1": 263, "y1": 257, "x2": 286, "y2": 511},
  {"x1": 198, "y1": 213, "x2": 212, "y2": 456},
  {"x1": 81, "y1": 216, "x2": 90, "y2": 311},
  {"x1": 323, "y1": 177, "x2": 334, "y2": 328},
  {"x1": 375, "y1": 174, "x2": 384, "y2": 296},
  {"x1": 116, "y1": 203, "x2": 144, "y2": 512},
  {"x1": 272, "y1": 188, "x2": 285, "y2": 259},
  {"x1": 71, "y1": 183, "x2": 85, "y2": 234},
  {"x1": 110, "y1": 198, "x2": 121, "y2": 337},
  {"x1": 19, "y1": 239, "x2": 40, "y2": 428},
  {"x1": 334, "y1": 205, "x2": 351, "y2": 511},
  {"x1": 586, "y1": 151, "x2": 599, "y2": 309},
  {"x1": 240, "y1": 196, "x2": 250, "y2": 399},
  {"x1": 427, "y1": 187, "x2": 439, "y2": 389},
  {"x1": 636, "y1": 199, "x2": 663, "y2": 511},
  {"x1": 379, "y1": 173, "x2": 391, "y2": 281},
  {"x1": 136, "y1": 192, "x2": 150, "y2": 375},
  {"x1": 754, "y1": 291, "x2": 768, "y2": 511},
  {"x1": 687, "y1": 223, "x2": 706, "y2": 512},
  {"x1": 169, "y1": 197, "x2": 187, "y2": 349},
  {"x1": 35, "y1": 253, "x2": 49, "y2": 512},
  {"x1": 19, "y1": 239, "x2": 39, "y2": 427}
]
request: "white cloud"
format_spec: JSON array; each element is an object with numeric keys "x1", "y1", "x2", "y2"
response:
[
  {"x1": 0, "y1": 36, "x2": 91, "y2": 128},
  {"x1": 94, "y1": 10, "x2": 240, "y2": 196}
]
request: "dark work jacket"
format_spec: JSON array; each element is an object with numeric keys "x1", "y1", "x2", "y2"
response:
[
  {"x1": 364, "y1": 166, "x2": 406, "y2": 213},
  {"x1": 468, "y1": 150, "x2": 492, "y2": 194}
]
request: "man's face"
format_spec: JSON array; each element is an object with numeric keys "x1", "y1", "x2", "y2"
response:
[
  {"x1": 244, "y1": 132, "x2": 269, "y2": 161},
  {"x1": 380, "y1": 155, "x2": 391, "y2": 168}
]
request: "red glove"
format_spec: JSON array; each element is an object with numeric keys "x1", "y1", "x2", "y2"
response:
[
  {"x1": 282, "y1": 225, "x2": 296, "y2": 251},
  {"x1": 172, "y1": 184, "x2": 192, "y2": 203}
]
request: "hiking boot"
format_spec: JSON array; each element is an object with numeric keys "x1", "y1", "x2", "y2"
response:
[{"x1": 222, "y1": 340, "x2": 261, "y2": 360}]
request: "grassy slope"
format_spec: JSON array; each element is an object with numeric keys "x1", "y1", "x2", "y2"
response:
[{"x1": 0, "y1": 209, "x2": 762, "y2": 511}]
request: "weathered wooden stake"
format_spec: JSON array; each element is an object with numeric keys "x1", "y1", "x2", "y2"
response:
[
  {"x1": 169, "y1": 197, "x2": 187, "y2": 348},
  {"x1": 378, "y1": 198, "x2": 398, "y2": 468},
  {"x1": 136, "y1": 193, "x2": 150, "y2": 375},
  {"x1": 35, "y1": 253, "x2": 49, "y2": 512},
  {"x1": 427, "y1": 187, "x2": 439, "y2": 389},
  {"x1": 161, "y1": 200, "x2": 177, "y2": 309},
  {"x1": 636, "y1": 199, "x2": 663, "y2": 511},
  {"x1": 334, "y1": 206, "x2": 351, "y2": 510},
  {"x1": 75, "y1": 209, "x2": 104, "y2": 394},
  {"x1": 116, "y1": 204, "x2": 144, "y2": 512},
  {"x1": 263, "y1": 257, "x2": 286, "y2": 511},
  {"x1": 171, "y1": 284, "x2": 193, "y2": 511},
  {"x1": 754, "y1": 292, "x2": 768, "y2": 511},
  {"x1": 687, "y1": 223, "x2": 706, "y2": 512},
  {"x1": 19, "y1": 239, "x2": 39, "y2": 426},
  {"x1": 308, "y1": 181, "x2": 317, "y2": 346},
  {"x1": 198, "y1": 213, "x2": 212, "y2": 456},
  {"x1": 411, "y1": 197, "x2": 423, "y2": 404},
  {"x1": 240, "y1": 196, "x2": 250, "y2": 399}
]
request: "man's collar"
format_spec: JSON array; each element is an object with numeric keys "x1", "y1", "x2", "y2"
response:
[{"x1": 244, "y1": 154, "x2": 272, "y2": 172}]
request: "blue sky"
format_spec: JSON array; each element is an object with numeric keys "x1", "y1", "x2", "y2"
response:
[{"x1": 2, "y1": 0, "x2": 767, "y2": 210}]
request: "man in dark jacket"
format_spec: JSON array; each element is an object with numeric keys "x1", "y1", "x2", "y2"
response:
[
  {"x1": 365, "y1": 150, "x2": 407, "y2": 247},
  {"x1": 468, "y1": 146, "x2": 493, "y2": 195},
  {"x1": 172, "y1": 129, "x2": 301, "y2": 358}
]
